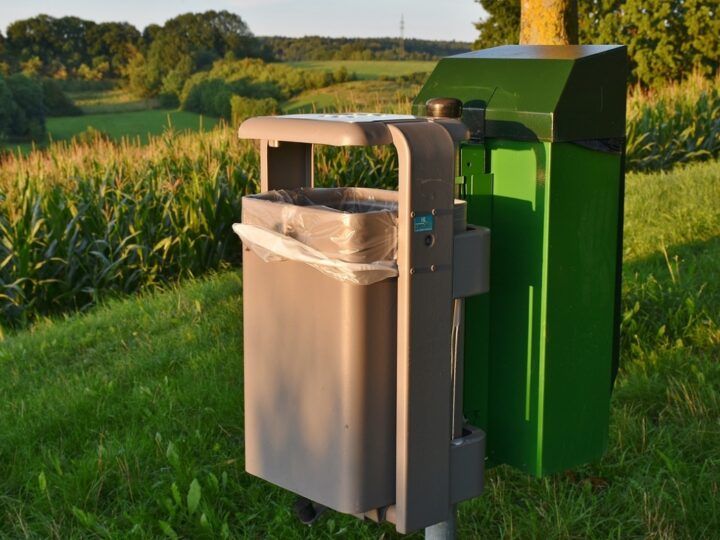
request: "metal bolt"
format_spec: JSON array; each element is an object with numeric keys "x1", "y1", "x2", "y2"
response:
[
  {"x1": 410, "y1": 211, "x2": 416, "y2": 218},
  {"x1": 430, "y1": 265, "x2": 437, "y2": 272},
  {"x1": 410, "y1": 268, "x2": 416, "y2": 275},
  {"x1": 431, "y1": 208, "x2": 437, "y2": 216}
]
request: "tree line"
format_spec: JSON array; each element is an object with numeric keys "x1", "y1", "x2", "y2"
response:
[
  {"x1": 475, "y1": 0, "x2": 720, "y2": 86},
  {"x1": 0, "y1": 13, "x2": 467, "y2": 86},
  {"x1": 4, "y1": 5, "x2": 717, "y2": 90},
  {"x1": 0, "y1": 12, "x2": 269, "y2": 84},
  {"x1": 258, "y1": 37, "x2": 471, "y2": 61}
]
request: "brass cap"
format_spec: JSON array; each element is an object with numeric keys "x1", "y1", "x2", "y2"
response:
[{"x1": 425, "y1": 97, "x2": 463, "y2": 119}]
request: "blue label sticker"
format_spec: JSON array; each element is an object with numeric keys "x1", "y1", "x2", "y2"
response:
[{"x1": 413, "y1": 214, "x2": 434, "y2": 233}]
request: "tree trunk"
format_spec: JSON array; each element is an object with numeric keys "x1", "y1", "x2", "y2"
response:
[{"x1": 519, "y1": 0, "x2": 578, "y2": 45}]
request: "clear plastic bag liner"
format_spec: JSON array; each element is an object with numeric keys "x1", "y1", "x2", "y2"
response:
[
  {"x1": 233, "y1": 223, "x2": 398, "y2": 285},
  {"x1": 236, "y1": 187, "x2": 399, "y2": 285},
  {"x1": 241, "y1": 187, "x2": 398, "y2": 263}
]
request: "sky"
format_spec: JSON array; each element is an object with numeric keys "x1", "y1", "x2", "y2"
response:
[{"x1": 0, "y1": 0, "x2": 486, "y2": 42}]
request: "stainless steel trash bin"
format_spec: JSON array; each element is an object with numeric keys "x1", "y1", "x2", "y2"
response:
[
  {"x1": 235, "y1": 114, "x2": 491, "y2": 533},
  {"x1": 238, "y1": 187, "x2": 401, "y2": 513},
  {"x1": 236, "y1": 187, "x2": 469, "y2": 514}
]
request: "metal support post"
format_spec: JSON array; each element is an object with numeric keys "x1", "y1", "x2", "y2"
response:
[{"x1": 425, "y1": 505, "x2": 457, "y2": 539}]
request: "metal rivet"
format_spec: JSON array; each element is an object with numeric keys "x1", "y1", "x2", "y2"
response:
[
  {"x1": 430, "y1": 265, "x2": 437, "y2": 272},
  {"x1": 410, "y1": 268, "x2": 416, "y2": 275},
  {"x1": 431, "y1": 209, "x2": 437, "y2": 216},
  {"x1": 410, "y1": 211, "x2": 416, "y2": 218}
]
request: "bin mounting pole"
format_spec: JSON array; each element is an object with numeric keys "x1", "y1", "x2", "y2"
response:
[{"x1": 425, "y1": 508, "x2": 457, "y2": 539}]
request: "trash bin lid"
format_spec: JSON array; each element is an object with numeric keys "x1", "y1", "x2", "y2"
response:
[{"x1": 238, "y1": 113, "x2": 423, "y2": 146}]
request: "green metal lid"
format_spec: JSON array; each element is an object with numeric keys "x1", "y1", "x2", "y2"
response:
[{"x1": 413, "y1": 45, "x2": 627, "y2": 142}]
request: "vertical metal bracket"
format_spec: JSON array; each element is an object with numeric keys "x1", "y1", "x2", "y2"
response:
[{"x1": 388, "y1": 121, "x2": 456, "y2": 534}]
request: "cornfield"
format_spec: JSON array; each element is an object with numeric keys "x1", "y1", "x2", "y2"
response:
[
  {"x1": 0, "y1": 132, "x2": 257, "y2": 327},
  {"x1": 626, "y1": 71, "x2": 720, "y2": 171},
  {"x1": 1, "y1": 73, "x2": 718, "y2": 329}
]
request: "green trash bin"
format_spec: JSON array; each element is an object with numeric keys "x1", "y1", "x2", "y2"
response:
[{"x1": 414, "y1": 44, "x2": 627, "y2": 476}]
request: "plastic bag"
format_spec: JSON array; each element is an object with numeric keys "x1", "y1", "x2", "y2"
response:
[
  {"x1": 235, "y1": 187, "x2": 399, "y2": 285},
  {"x1": 233, "y1": 223, "x2": 398, "y2": 285}
]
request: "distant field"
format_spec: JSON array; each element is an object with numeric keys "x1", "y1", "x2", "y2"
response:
[
  {"x1": 283, "y1": 79, "x2": 422, "y2": 114},
  {"x1": 47, "y1": 110, "x2": 219, "y2": 144},
  {"x1": 69, "y1": 89, "x2": 161, "y2": 114},
  {"x1": 289, "y1": 60, "x2": 436, "y2": 79}
]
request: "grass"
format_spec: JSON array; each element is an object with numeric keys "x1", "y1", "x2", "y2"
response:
[
  {"x1": 1, "y1": 159, "x2": 719, "y2": 538},
  {"x1": 288, "y1": 60, "x2": 437, "y2": 80}
]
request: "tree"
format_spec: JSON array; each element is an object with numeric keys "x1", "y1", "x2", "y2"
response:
[
  {"x1": 5, "y1": 15, "x2": 141, "y2": 79},
  {"x1": 519, "y1": 0, "x2": 577, "y2": 44},
  {"x1": 580, "y1": 0, "x2": 719, "y2": 84},
  {"x1": 473, "y1": 0, "x2": 576, "y2": 46},
  {"x1": 474, "y1": 0, "x2": 720, "y2": 85},
  {"x1": 131, "y1": 11, "x2": 265, "y2": 98},
  {"x1": 86, "y1": 22, "x2": 141, "y2": 77},
  {"x1": 124, "y1": 47, "x2": 154, "y2": 98},
  {"x1": 6, "y1": 16, "x2": 93, "y2": 74},
  {"x1": 474, "y1": 0, "x2": 519, "y2": 50}
]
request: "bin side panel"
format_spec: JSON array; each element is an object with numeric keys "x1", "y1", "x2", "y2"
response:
[
  {"x1": 243, "y1": 252, "x2": 396, "y2": 513},
  {"x1": 468, "y1": 140, "x2": 622, "y2": 476},
  {"x1": 540, "y1": 143, "x2": 621, "y2": 474},
  {"x1": 482, "y1": 140, "x2": 548, "y2": 472}
]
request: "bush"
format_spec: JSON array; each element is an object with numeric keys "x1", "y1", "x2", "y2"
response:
[
  {"x1": 54, "y1": 78, "x2": 117, "y2": 93},
  {"x1": 41, "y1": 79, "x2": 83, "y2": 116},
  {"x1": 230, "y1": 96, "x2": 278, "y2": 124},
  {"x1": 182, "y1": 78, "x2": 235, "y2": 118},
  {"x1": 71, "y1": 126, "x2": 110, "y2": 145},
  {"x1": 158, "y1": 92, "x2": 179, "y2": 109},
  {"x1": 0, "y1": 74, "x2": 46, "y2": 140},
  {"x1": 179, "y1": 58, "x2": 343, "y2": 118}
]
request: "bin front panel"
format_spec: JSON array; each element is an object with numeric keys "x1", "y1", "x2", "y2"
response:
[{"x1": 243, "y1": 251, "x2": 397, "y2": 513}]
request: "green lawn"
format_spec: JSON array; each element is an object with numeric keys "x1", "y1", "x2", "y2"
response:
[
  {"x1": 1, "y1": 160, "x2": 719, "y2": 538},
  {"x1": 47, "y1": 110, "x2": 220, "y2": 144},
  {"x1": 289, "y1": 60, "x2": 437, "y2": 79}
]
